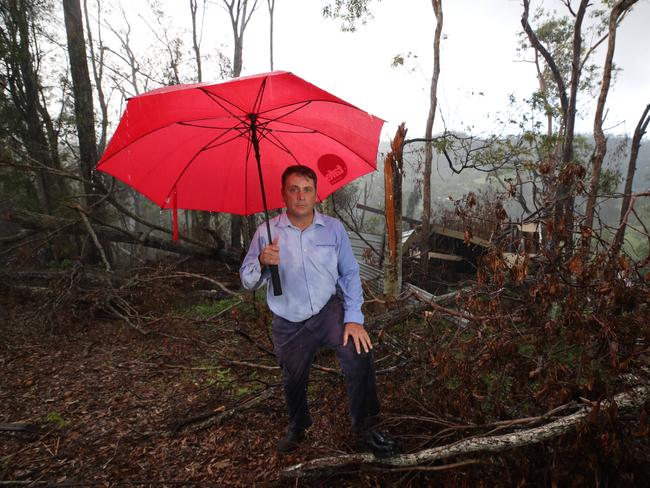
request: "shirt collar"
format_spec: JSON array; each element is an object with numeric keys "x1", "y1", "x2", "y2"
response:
[
  {"x1": 275, "y1": 209, "x2": 326, "y2": 229},
  {"x1": 313, "y1": 209, "x2": 326, "y2": 227}
]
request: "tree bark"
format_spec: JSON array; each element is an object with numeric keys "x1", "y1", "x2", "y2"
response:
[
  {"x1": 82, "y1": 0, "x2": 109, "y2": 154},
  {"x1": 267, "y1": 0, "x2": 275, "y2": 70},
  {"x1": 3, "y1": 208, "x2": 236, "y2": 262},
  {"x1": 63, "y1": 0, "x2": 99, "y2": 207},
  {"x1": 611, "y1": 105, "x2": 650, "y2": 256},
  {"x1": 384, "y1": 123, "x2": 407, "y2": 297},
  {"x1": 190, "y1": 0, "x2": 203, "y2": 82},
  {"x1": 420, "y1": 0, "x2": 443, "y2": 278},
  {"x1": 223, "y1": 0, "x2": 258, "y2": 250},
  {"x1": 282, "y1": 384, "x2": 650, "y2": 478},
  {"x1": 583, "y1": 0, "x2": 640, "y2": 252},
  {"x1": 3, "y1": 0, "x2": 64, "y2": 214},
  {"x1": 521, "y1": 0, "x2": 581, "y2": 250},
  {"x1": 557, "y1": 0, "x2": 588, "y2": 254}
]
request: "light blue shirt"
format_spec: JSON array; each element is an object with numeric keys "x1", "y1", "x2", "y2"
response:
[{"x1": 239, "y1": 210, "x2": 365, "y2": 325}]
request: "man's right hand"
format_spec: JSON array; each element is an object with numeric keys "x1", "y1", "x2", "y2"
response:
[{"x1": 259, "y1": 236, "x2": 280, "y2": 266}]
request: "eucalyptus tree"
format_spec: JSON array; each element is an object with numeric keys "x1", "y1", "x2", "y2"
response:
[
  {"x1": 189, "y1": 0, "x2": 205, "y2": 82},
  {"x1": 266, "y1": 0, "x2": 274, "y2": 70},
  {"x1": 518, "y1": 1, "x2": 640, "y2": 252},
  {"x1": 63, "y1": 0, "x2": 99, "y2": 207},
  {"x1": 221, "y1": 0, "x2": 259, "y2": 249},
  {"x1": 321, "y1": 0, "x2": 379, "y2": 32},
  {"x1": 582, "y1": 0, "x2": 639, "y2": 251},
  {"x1": 420, "y1": 0, "x2": 443, "y2": 276},
  {"x1": 0, "y1": 0, "x2": 67, "y2": 215},
  {"x1": 435, "y1": 1, "x2": 641, "y2": 259}
]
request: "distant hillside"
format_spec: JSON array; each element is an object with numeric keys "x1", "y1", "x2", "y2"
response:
[{"x1": 357, "y1": 134, "x2": 650, "y2": 226}]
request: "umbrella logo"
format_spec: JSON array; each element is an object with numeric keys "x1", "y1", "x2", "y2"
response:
[{"x1": 318, "y1": 154, "x2": 348, "y2": 186}]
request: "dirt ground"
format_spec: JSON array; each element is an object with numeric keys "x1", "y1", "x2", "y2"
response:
[
  {"x1": 1, "y1": 262, "x2": 648, "y2": 487},
  {"x1": 0, "y1": 264, "x2": 409, "y2": 486}
]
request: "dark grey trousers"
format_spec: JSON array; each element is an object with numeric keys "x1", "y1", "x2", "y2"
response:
[{"x1": 271, "y1": 295, "x2": 380, "y2": 433}]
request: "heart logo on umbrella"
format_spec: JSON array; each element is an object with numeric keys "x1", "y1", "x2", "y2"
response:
[{"x1": 318, "y1": 154, "x2": 348, "y2": 186}]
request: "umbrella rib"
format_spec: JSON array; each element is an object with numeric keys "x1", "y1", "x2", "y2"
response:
[
  {"x1": 97, "y1": 120, "x2": 247, "y2": 168},
  {"x1": 96, "y1": 124, "x2": 184, "y2": 167},
  {"x1": 262, "y1": 128, "x2": 316, "y2": 134},
  {"x1": 197, "y1": 87, "x2": 248, "y2": 122},
  {"x1": 252, "y1": 76, "x2": 268, "y2": 115},
  {"x1": 264, "y1": 119, "x2": 379, "y2": 173},
  {"x1": 255, "y1": 98, "x2": 364, "y2": 126},
  {"x1": 262, "y1": 131, "x2": 302, "y2": 165},
  {"x1": 178, "y1": 121, "x2": 251, "y2": 141},
  {"x1": 263, "y1": 132, "x2": 336, "y2": 204},
  {"x1": 256, "y1": 100, "x2": 312, "y2": 125},
  {"x1": 161, "y1": 130, "x2": 241, "y2": 208},
  {"x1": 244, "y1": 129, "x2": 255, "y2": 215},
  {"x1": 177, "y1": 121, "x2": 246, "y2": 131},
  {"x1": 203, "y1": 128, "x2": 251, "y2": 150}
]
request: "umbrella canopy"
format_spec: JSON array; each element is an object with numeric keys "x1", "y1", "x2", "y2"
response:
[{"x1": 97, "y1": 71, "x2": 384, "y2": 216}]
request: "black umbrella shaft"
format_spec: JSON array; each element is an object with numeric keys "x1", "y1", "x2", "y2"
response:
[
  {"x1": 250, "y1": 114, "x2": 282, "y2": 296},
  {"x1": 250, "y1": 116, "x2": 272, "y2": 234}
]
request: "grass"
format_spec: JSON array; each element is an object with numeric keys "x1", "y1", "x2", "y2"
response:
[
  {"x1": 43, "y1": 411, "x2": 67, "y2": 428},
  {"x1": 185, "y1": 297, "x2": 243, "y2": 318}
]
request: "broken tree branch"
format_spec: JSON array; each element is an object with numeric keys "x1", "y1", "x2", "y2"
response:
[
  {"x1": 75, "y1": 205, "x2": 112, "y2": 272},
  {"x1": 281, "y1": 383, "x2": 649, "y2": 478},
  {"x1": 3, "y1": 208, "x2": 235, "y2": 262}
]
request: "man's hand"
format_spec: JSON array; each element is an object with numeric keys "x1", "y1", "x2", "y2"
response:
[
  {"x1": 259, "y1": 236, "x2": 280, "y2": 266},
  {"x1": 343, "y1": 323, "x2": 372, "y2": 354}
]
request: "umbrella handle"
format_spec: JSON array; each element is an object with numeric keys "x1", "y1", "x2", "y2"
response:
[{"x1": 269, "y1": 264, "x2": 282, "y2": 296}]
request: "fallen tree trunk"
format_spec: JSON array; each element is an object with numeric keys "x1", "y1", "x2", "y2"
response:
[
  {"x1": 281, "y1": 384, "x2": 650, "y2": 478},
  {"x1": 370, "y1": 288, "x2": 464, "y2": 330},
  {"x1": 3, "y1": 208, "x2": 237, "y2": 263},
  {"x1": 1, "y1": 269, "x2": 121, "y2": 286}
]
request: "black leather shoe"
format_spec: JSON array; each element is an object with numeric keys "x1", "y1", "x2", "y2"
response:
[
  {"x1": 355, "y1": 429, "x2": 399, "y2": 458},
  {"x1": 277, "y1": 428, "x2": 305, "y2": 454}
]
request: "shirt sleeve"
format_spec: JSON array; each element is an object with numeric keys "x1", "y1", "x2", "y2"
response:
[
  {"x1": 239, "y1": 225, "x2": 270, "y2": 290},
  {"x1": 335, "y1": 221, "x2": 365, "y2": 325}
]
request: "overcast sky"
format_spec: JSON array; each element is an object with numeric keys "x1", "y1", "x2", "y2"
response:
[
  {"x1": 121, "y1": 0, "x2": 650, "y2": 143},
  {"x1": 229, "y1": 0, "x2": 650, "y2": 141}
]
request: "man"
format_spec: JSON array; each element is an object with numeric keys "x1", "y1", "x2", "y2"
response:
[{"x1": 240, "y1": 165, "x2": 397, "y2": 457}]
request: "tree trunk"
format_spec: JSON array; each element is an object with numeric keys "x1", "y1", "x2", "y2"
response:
[
  {"x1": 224, "y1": 0, "x2": 257, "y2": 251},
  {"x1": 82, "y1": 0, "x2": 109, "y2": 154},
  {"x1": 555, "y1": 0, "x2": 588, "y2": 254},
  {"x1": 420, "y1": 0, "x2": 443, "y2": 278},
  {"x1": 281, "y1": 384, "x2": 649, "y2": 478},
  {"x1": 521, "y1": 0, "x2": 572, "y2": 251},
  {"x1": 4, "y1": 208, "x2": 237, "y2": 262},
  {"x1": 583, "y1": 0, "x2": 639, "y2": 252},
  {"x1": 64, "y1": 0, "x2": 116, "y2": 265},
  {"x1": 384, "y1": 124, "x2": 407, "y2": 297},
  {"x1": 63, "y1": 0, "x2": 99, "y2": 206},
  {"x1": 190, "y1": 0, "x2": 203, "y2": 82},
  {"x1": 611, "y1": 103, "x2": 650, "y2": 256},
  {"x1": 188, "y1": 0, "x2": 214, "y2": 238},
  {"x1": 6, "y1": 0, "x2": 64, "y2": 214},
  {"x1": 267, "y1": 0, "x2": 275, "y2": 70}
]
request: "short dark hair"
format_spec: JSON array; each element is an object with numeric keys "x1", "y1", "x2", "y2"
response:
[{"x1": 281, "y1": 165, "x2": 317, "y2": 189}]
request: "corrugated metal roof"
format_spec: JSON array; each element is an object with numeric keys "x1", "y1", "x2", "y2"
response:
[{"x1": 348, "y1": 231, "x2": 384, "y2": 292}]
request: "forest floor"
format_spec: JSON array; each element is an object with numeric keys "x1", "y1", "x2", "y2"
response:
[{"x1": 1, "y1": 259, "x2": 648, "y2": 487}]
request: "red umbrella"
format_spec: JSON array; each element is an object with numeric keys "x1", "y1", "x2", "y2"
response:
[{"x1": 97, "y1": 71, "x2": 384, "y2": 294}]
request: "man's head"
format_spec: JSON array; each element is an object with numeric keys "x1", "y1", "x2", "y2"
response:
[
  {"x1": 281, "y1": 165, "x2": 318, "y2": 222},
  {"x1": 281, "y1": 165, "x2": 317, "y2": 191}
]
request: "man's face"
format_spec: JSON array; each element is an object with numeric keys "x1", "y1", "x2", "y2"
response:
[{"x1": 281, "y1": 173, "x2": 317, "y2": 220}]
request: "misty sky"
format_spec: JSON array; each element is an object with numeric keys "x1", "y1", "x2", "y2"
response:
[
  {"x1": 107, "y1": 1, "x2": 650, "y2": 142},
  {"x1": 234, "y1": 0, "x2": 650, "y2": 140}
]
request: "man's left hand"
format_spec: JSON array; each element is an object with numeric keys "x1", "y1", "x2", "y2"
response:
[{"x1": 343, "y1": 323, "x2": 373, "y2": 354}]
